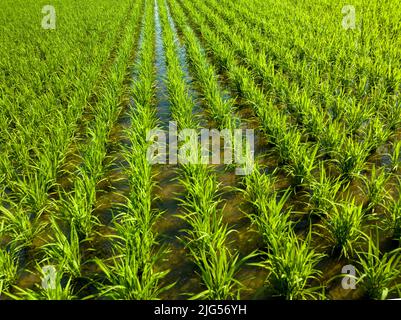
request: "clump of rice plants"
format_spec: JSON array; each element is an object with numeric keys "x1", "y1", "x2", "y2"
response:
[
  {"x1": 356, "y1": 234, "x2": 401, "y2": 300},
  {"x1": 319, "y1": 199, "x2": 365, "y2": 258},
  {"x1": 360, "y1": 165, "x2": 390, "y2": 212},
  {"x1": 263, "y1": 230, "x2": 325, "y2": 300},
  {"x1": 0, "y1": 247, "x2": 19, "y2": 295},
  {"x1": 41, "y1": 218, "x2": 82, "y2": 279},
  {"x1": 240, "y1": 164, "x2": 276, "y2": 206},
  {"x1": 95, "y1": 214, "x2": 170, "y2": 300},
  {"x1": 178, "y1": 163, "x2": 250, "y2": 299},
  {"x1": 307, "y1": 162, "x2": 343, "y2": 216},
  {"x1": 334, "y1": 138, "x2": 369, "y2": 180},
  {"x1": 187, "y1": 229, "x2": 253, "y2": 300},
  {"x1": 286, "y1": 144, "x2": 319, "y2": 185},
  {"x1": 0, "y1": 203, "x2": 46, "y2": 252},
  {"x1": 57, "y1": 174, "x2": 99, "y2": 239},
  {"x1": 8, "y1": 266, "x2": 76, "y2": 300},
  {"x1": 249, "y1": 188, "x2": 293, "y2": 248}
]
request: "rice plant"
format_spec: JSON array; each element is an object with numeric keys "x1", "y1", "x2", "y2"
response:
[
  {"x1": 360, "y1": 165, "x2": 391, "y2": 212},
  {"x1": 286, "y1": 144, "x2": 319, "y2": 185},
  {"x1": 41, "y1": 218, "x2": 82, "y2": 279},
  {"x1": 249, "y1": 189, "x2": 293, "y2": 249},
  {"x1": 0, "y1": 203, "x2": 46, "y2": 252},
  {"x1": 334, "y1": 138, "x2": 369, "y2": 180},
  {"x1": 356, "y1": 235, "x2": 401, "y2": 300},
  {"x1": 188, "y1": 238, "x2": 254, "y2": 300},
  {"x1": 319, "y1": 200, "x2": 365, "y2": 258},
  {"x1": 8, "y1": 266, "x2": 76, "y2": 300},
  {"x1": 308, "y1": 163, "x2": 343, "y2": 216},
  {"x1": 57, "y1": 178, "x2": 99, "y2": 240},
  {"x1": 95, "y1": 215, "x2": 170, "y2": 300},
  {"x1": 263, "y1": 230, "x2": 325, "y2": 300},
  {"x1": 240, "y1": 165, "x2": 276, "y2": 206},
  {"x1": 0, "y1": 247, "x2": 19, "y2": 295}
]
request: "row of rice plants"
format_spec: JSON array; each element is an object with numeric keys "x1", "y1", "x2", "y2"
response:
[
  {"x1": 158, "y1": 0, "x2": 251, "y2": 299},
  {"x1": 0, "y1": 0, "x2": 139, "y2": 296},
  {"x1": 170, "y1": 0, "x2": 318, "y2": 187},
  {"x1": 1, "y1": 4, "x2": 141, "y2": 298},
  {"x1": 0, "y1": 0, "x2": 145, "y2": 299},
  {"x1": 190, "y1": 0, "x2": 396, "y2": 182},
  {"x1": 171, "y1": 0, "x2": 401, "y2": 299},
  {"x1": 182, "y1": 0, "x2": 401, "y2": 260},
  {"x1": 165, "y1": 7, "x2": 238, "y2": 130},
  {"x1": 93, "y1": 0, "x2": 171, "y2": 299},
  {"x1": 0, "y1": 0, "x2": 137, "y2": 214}
]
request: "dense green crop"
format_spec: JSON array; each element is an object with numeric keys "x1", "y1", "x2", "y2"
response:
[{"x1": 1, "y1": 0, "x2": 401, "y2": 300}]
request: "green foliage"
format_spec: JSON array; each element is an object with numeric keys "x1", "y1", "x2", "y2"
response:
[
  {"x1": 356, "y1": 235, "x2": 401, "y2": 300},
  {"x1": 319, "y1": 200, "x2": 365, "y2": 258},
  {"x1": 264, "y1": 230, "x2": 325, "y2": 300}
]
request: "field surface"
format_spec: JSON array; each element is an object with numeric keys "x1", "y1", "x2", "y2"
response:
[{"x1": 1, "y1": 0, "x2": 401, "y2": 300}]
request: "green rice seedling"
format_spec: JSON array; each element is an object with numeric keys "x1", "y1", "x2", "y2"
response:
[
  {"x1": 122, "y1": 142, "x2": 156, "y2": 228},
  {"x1": 319, "y1": 200, "x2": 365, "y2": 258},
  {"x1": 343, "y1": 101, "x2": 374, "y2": 135},
  {"x1": 360, "y1": 165, "x2": 391, "y2": 212},
  {"x1": 80, "y1": 123, "x2": 109, "y2": 181},
  {"x1": 178, "y1": 165, "x2": 222, "y2": 237},
  {"x1": 273, "y1": 127, "x2": 302, "y2": 165},
  {"x1": 308, "y1": 162, "x2": 343, "y2": 216},
  {"x1": 318, "y1": 121, "x2": 345, "y2": 157},
  {"x1": 302, "y1": 104, "x2": 326, "y2": 139},
  {"x1": 189, "y1": 237, "x2": 255, "y2": 300},
  {"x1": 8, "y1": 266, "x2": 76, "y2": 300},
  {"x1": 9, "y1": 170, "x2": 53, "y2": 216},
  {"x1": 178, "y1": 155, "x2": 248, "y2": 299},
  {"x1": 381, "y1": 100, "x2": 401, "y2": 131},
  {"x1": 95, "y1": 214, "x2": 170, "y2": 300},
  {"x1": 356, "y1": 235, "x2": 401, "y2": 300},
  {"x1": 181, "y1": 186, "x2": 255, "y2": 300},
  {"x1": 58, "y1": 173, "x2": 99, "y2": 239},
  {"x1": 0, "y1": 203, "x2": 46, "y2": 252},
  {"x1": 364, "y1": 117, "x2": 392, "y2": 151},
  {"x1": 264, "y1": 230, "x2": 325, "y2": 300},
  {"x1": 334, "y1": 138, "x2": 369, "y2": 180},
  {"x1": 41, "y1": 218, "x2": 82, "y2": 279},
  {"x1": 249, "y1": 189, "x2": 292, "y2": 249},
  {"x1": 286, "y1": 144, "x2": 319, "y2": 185},
  {"x1": 240, "y1": 164, "x2": 276, "y2": 206},
  {"x1": 0, "y1": 246, "x2": 19, "y2": 295}
]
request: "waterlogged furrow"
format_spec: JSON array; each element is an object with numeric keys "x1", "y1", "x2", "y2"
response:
[
  {"x1": 157, "y1": 0, "x2": 197, "y2": 130},
  {"x1": 154, "y1": 0, "x2": 171, "y2": 128}
]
